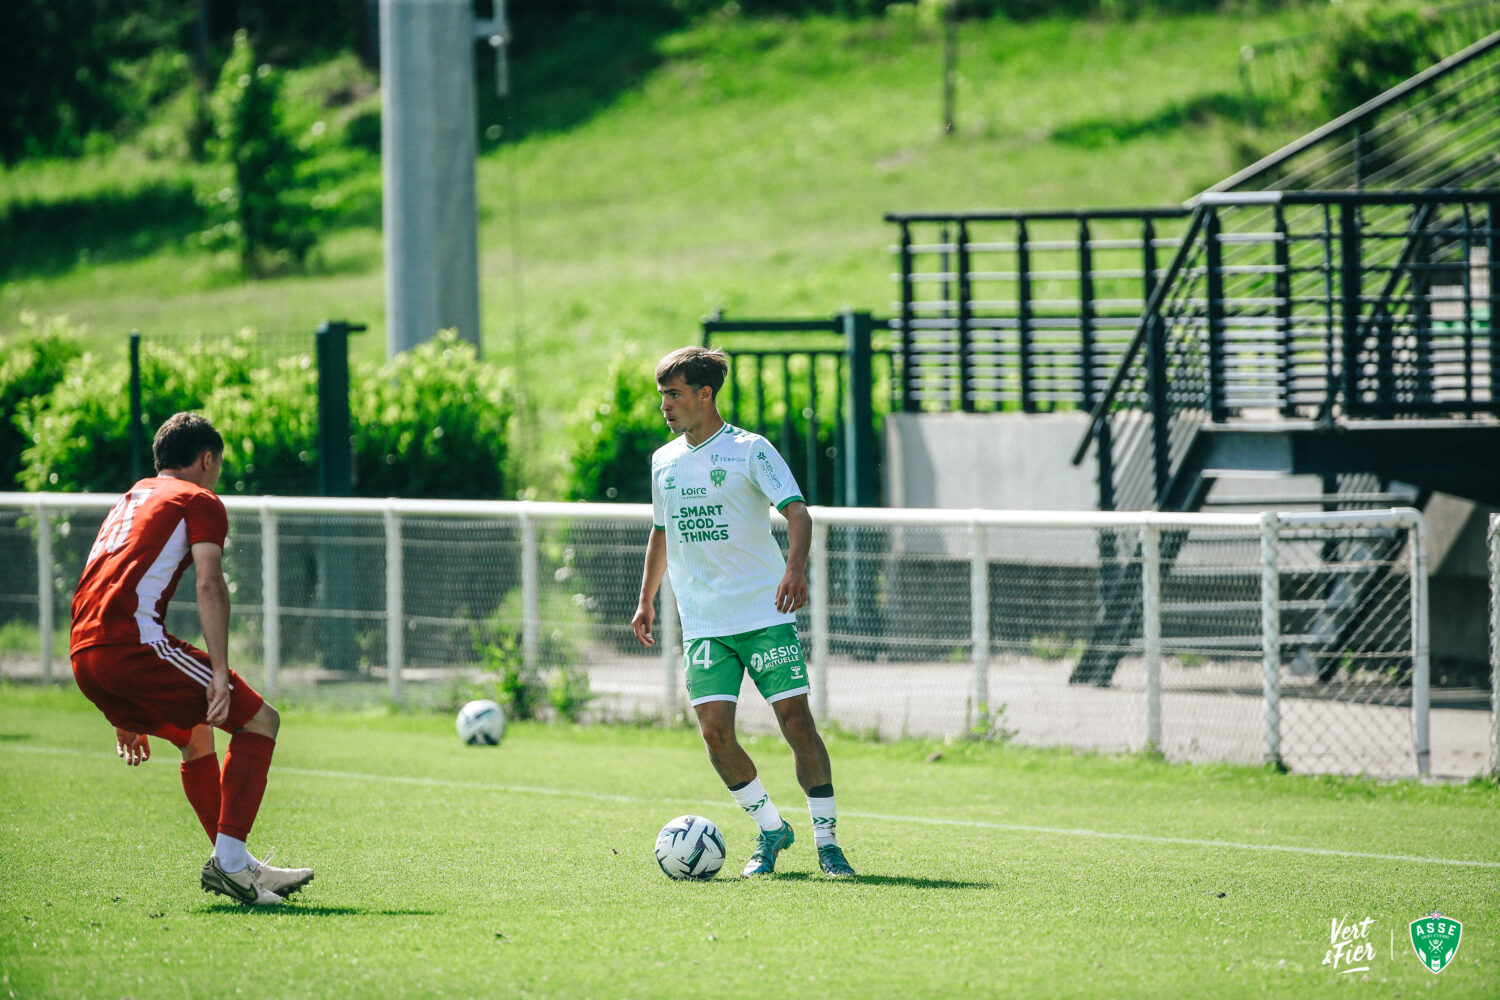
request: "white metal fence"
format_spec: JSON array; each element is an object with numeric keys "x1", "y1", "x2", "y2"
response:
[{"x1": 1, "y1": 494, "x2": 1477, "y2": 778}]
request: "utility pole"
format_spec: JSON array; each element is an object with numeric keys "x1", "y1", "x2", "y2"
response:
[
  {"x1": 380, "y1": 0, "x2": 483, "y2": 356},
  {"x1": 943, "y1": 0, "x2": 958, "y2": 136}
]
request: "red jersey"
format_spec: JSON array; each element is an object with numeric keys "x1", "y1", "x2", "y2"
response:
[{"x1": 70, "y1": 477, "x2": 229, "y2": 653}]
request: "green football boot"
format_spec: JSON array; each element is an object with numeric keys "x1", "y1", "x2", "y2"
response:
[
  {"x1": 817, "y1": 843, "x2": 856, "y2": 879},
  {"x1": 742, "y1": 821, "x2": 795, "y2": 876}
]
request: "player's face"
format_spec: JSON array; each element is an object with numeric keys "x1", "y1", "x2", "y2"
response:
[{"x1": 657, "y1": 376, "x2": 712, "y2": 441}]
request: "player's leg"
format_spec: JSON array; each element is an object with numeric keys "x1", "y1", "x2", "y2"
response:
[
  {"x1": 771, "y1": 694, "x2": 854, "y2": 877},
  {"x1": 171, "y1": 724, "x2": 220, "y2": 844},
  {"x1": 687, "y1": 637, "x2": 794, "y2": 875}
]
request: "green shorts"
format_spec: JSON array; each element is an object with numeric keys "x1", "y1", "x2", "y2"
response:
[{"x1": 684, "y1": 623, "x2": 810, "y2": 707}]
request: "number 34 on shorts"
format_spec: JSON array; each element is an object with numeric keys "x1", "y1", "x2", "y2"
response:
[{"x1": 683, "y1": 623, "x2": 810, "y2": 704}]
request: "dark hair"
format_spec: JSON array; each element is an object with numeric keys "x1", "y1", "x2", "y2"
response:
[
  {"x1": 655, "y1": 346, "x2": 729, "y2": 397},
  {"x1": 153, "y1": 412, "x2": 223, "y2": 472}
]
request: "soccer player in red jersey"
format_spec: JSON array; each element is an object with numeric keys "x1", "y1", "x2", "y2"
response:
[{"x1": 70, "y1": 412, "x2": 312, "y2": 906}]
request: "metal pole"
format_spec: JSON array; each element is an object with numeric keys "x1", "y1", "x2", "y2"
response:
[
  {"x1": 35, "y1": 503, "x2": 52, "y2": 680},
  {"x1": 521, "y1": 511, "x2": 539, "y2": 673},
  {"x1": 261, "y1": 505, "x2": 280, "y2": 700},
  {"x1": 129, "y1": 332, "x2": 144, "y2": 482},
  {"x1": 1142, "y1": 521, "x2": 1161, "y2": 754},
  {"x1": 381, "y1": 0, "x2": 481, "y2": 354},
  {"x1": 385, "y1": 507, "x2": 405, "y2": 703},
  {"x1": 1490, "y1": 514, "x2": 1499, "y2": 777},
  {"x1": 843, "y1": 311, "x2": 876, "y2": 507},
  {"x1": 970, "y1": 522, "x2": 989, "y2": 731},
  {"x1": 1260, "y1": 512, "x2": 1282, "y2": 769},
  {"x1": 1410, "y1": 513, "x2": 1430, "y2": 777},
  {"x1": 811, "y1": 519, "x2": 829, "y2": 722},
  {"x1": 942, "y1": 1, "x2": 956, "y2": 135}
]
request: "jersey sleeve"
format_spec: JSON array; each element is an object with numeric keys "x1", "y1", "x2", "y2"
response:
[
  {"x1": 650, "y1": 459, "x2": 666, "y2": 531},
  {"x1": 183, "y1": 490, "x2": 229, "y2": 548},
  {"x1": 748, "y1": 441, "x2": 804, "y2": 511}
]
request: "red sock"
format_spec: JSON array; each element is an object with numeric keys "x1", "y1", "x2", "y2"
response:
[
  {"x1": 218, "y1": 732, "x2": 275, "y2": 843},
  {"x1": 180, "y1": 753, "x2": 221, "y2": 844}
]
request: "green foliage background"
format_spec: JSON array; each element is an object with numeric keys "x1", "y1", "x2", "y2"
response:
[{"x1": 0, "y1": 1, "x2": 1468, "y2": 499}]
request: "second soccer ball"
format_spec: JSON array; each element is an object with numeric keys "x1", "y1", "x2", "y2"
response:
[{"x1": 456, "y1": 699, "x2": 506, "y2": 746}]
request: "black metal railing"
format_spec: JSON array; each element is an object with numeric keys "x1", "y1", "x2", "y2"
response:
[
  {"x1": 701, "y1": 312, "x2": 891, "y2": 507},
  {"x1": 885, "y1": 208, "x2": 1192, "y2": 415},
  {"x1": 1072, "y1": 189, "x2": 1499, "y2": 512}
]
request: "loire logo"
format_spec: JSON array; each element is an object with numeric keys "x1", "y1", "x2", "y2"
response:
[
  {"x1": 1409, "y1": 913, "x2": 1462, "y2": 974},
  {"x1": 710, "y1": 468, "x2": 727, "y2": 488}
]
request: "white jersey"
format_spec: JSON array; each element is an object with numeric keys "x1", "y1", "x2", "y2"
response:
[{"x1": 650, "y1": 423, "x2": 804, "y2": 641}]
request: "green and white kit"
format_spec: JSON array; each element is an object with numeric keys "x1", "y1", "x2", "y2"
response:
[
  {"x1": 650, "y1": 423, "x2": 807, "y2": 703},
  {"x1": 683, "y1": 623, "x2": 810, "y2": 706}
]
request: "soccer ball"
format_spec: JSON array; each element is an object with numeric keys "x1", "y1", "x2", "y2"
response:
[
  {"x1": 456, "y1": 699, "x2": 506, "y2": 746},
  {"x1": 654, "y1": 814, "x2": 726, "y2": 880}
]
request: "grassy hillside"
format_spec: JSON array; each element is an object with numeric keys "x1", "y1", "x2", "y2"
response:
[{"x1": 0, "y1": 8, "x2": 1326, "y2": 493}]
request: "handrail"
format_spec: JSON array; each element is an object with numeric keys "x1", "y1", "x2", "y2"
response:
[
  {"x1": 885, "y1": 207, "x2": 1190, "y2": 224},
  {"x1": 1068, "y1": 203, "x2": 1209, "y2": 467},
  {"x1": 1197, "y1": 28, "x2": 1500, "y2": 199}
]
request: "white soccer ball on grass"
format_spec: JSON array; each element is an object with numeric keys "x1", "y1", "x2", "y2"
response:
[
  {"x1": 456, "y1": 699, "x2": 506, "y2": 746},
  {"x1": 654, "y1": 814, "x2": 726, "y2": 880}
]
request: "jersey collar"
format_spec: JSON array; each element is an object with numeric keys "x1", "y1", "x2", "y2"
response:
[{"x1": 687, "y1": 422, "x2": 732, "y2": 452}]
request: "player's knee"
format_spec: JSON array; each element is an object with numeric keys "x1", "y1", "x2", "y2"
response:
[
  {"x1": 239, "y1": 701, "x2": 280, "y2": 740},
  {"x1": 699, "y1": 720, "x2": 737, "y2": 752}
]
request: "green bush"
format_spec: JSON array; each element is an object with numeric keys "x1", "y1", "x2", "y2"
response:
[
  {"x1": 200, "y1": 30, "x2": 317, "y2": 276},
  {"x1": 353, "y1": 332, "x2": 516, "y2": 499},
  {"x1": 208, "y1": 355, "x2": 319, "y2": 495},
  {"x1": 0, "y1": 315, "x2": 83, "y2": 490},
  {"x1": 1297, "y1": 7, "x2": 1442, "y2": 122},
  {"x1": 564, "y1": 343, "x2": 668, "y2": 503},
  {"x1": 18, "y1": 328, "x2": 516, "y2": 500}
]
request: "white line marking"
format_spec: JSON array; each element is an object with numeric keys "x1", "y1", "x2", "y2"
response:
[{"x1": 7, "y1": 743, "x2": 1497, "y2": 870}]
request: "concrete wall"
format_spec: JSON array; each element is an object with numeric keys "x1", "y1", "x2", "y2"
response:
[{"x1": 885, "y1": 412, "x2": 1098, "y2": 510}]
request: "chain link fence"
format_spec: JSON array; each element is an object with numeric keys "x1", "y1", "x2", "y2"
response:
[{"x1": 4, "y1": 494, "x2": 1485, "y2": 779}]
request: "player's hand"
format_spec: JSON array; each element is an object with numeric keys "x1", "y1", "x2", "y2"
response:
[
  {"x1": 775, "y1": 568, "x2": 808, "y2": 615},
  {"x1": 115, "y1": 728, "x2": 150, "y2": 766},
  {"x1": 206, "y1": 670, "x2": 231, "y2": 727},
  {"x1": 631, "y1": 606, "x2": 655, "y2": 648}
]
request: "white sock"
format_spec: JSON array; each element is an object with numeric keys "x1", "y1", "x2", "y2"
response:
[
  {"x1": 807, "y1": 795, "x2": 838, "y2": 847},
  {"x1": 214, "y1": 834, "x2": 250, "y2": 873},
  {"x1": 729, "y1": 777, "x2": 783, "y2": 832}
]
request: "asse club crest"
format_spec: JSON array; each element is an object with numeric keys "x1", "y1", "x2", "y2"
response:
[
  {"x1": 710, "y1": 468, "x2": 727, "y2": 488},
  {"x1": 1409, "y1": 913, "x2": 1461, "y2": 974}
]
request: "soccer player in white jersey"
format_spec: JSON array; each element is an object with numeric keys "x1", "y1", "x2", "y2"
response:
[{"x1": 632, "y1": 347, "x2": 855, "y2": 878}]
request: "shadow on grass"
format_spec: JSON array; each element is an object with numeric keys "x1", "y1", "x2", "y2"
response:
[
  {"x1": 770, "y1": 872, "x2": 994, "y2": 890},
  {"x1": 1051, "y1": 93, "x2": 1244, "y2": 148},
  {"x1": 476, "y1": 8, "x2": 678, "y2": 150},
  {"x1": 203, "y1": 902, "x2": 439, "y2": 917},
  {"x1": 0, "y1": 182, "x2": 203, "y2": 282}
]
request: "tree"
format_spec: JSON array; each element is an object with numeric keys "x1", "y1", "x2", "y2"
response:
[{"x1": 201, "y1": 30, "x2": 316, "y2": 275}]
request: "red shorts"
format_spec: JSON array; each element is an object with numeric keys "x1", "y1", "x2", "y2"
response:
[{"x1": 72, "y1": 638, "x2": 264, "y2": 744}]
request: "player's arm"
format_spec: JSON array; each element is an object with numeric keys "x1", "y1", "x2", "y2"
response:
[
  {"x1": 192, "y1": 540, "x2": 232, "y2": 726},
  {"x1": 631, "y1": 527, "x2": 668, "y2": 647},
  {"x1": 775, "y1": 500, "x2": 811, "y2": 614}
]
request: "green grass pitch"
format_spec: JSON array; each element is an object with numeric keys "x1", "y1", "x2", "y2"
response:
[{"x1": 1, "y1": 683, "x2": 1495, "y2": 998}]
